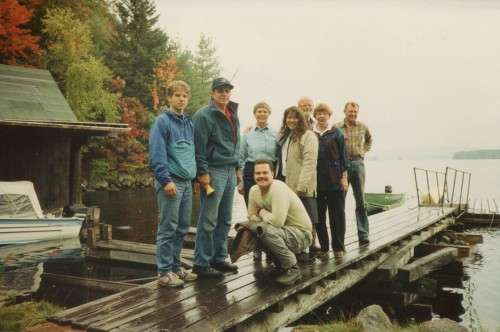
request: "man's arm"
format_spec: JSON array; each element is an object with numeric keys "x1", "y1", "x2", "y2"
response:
[
  {"x1": 149, "y1": 116, "x2": 172, "y2": 185},
  {"x1": 192, "y1": 112, "x2": 210, "y2": 176},
  {"x1": 258, "y1": 184, "x2": 290, "y2": 227},
  {"x1": 247, "y1": 186, "x2": 262, "y2": 223},
  {"x1": 364, "y1": 125, "x2": 372, "y2": 153}
]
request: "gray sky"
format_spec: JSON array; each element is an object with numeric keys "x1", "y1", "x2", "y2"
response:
[{"x1": 155, "y1": 0, "x2": 500, "y2": 159}]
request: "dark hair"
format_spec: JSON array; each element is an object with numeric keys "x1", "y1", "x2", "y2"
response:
[
  {"x1": 279, "y1": 106, "x2": 307, "y2": 140},
  {"x1": 254, "y1": 159, "x2": 274, "y2": 172}
]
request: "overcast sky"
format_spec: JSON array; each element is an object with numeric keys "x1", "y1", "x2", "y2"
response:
[{"x1": 154, "y1": 0, "x2": 500, "y2": 159}]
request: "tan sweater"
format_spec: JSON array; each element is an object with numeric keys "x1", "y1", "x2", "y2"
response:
[{"x1": 247, "y1": 180, "x2": 312, "y2": 233}]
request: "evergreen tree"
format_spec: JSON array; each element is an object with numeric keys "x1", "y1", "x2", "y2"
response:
[
  {"x1": 176, "y1": 35, "x2": 222, "y2": 114},
  {"x1": 106, "y1": 0, "x2": 172, "y2": 108}
]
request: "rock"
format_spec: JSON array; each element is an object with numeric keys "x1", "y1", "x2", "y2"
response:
[
  {"x1": 419, "y1": 318, "x2": 469, "y2": 332},
  {"x1": 355, "y1": 304, "x2": 392, "y2": 332}
]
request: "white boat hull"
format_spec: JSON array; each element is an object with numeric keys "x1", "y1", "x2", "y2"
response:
[{"x1": 0, "y1": 218, "x2": 83, "y2": 245}]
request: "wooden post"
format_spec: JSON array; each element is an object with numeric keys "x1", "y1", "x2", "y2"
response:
[
  {"x1": 398, "y1": 247, "x2": 458, "y2": 283},
  {"x1": 100, "y1": 224, "x2": 113, "y2": 241},
  {"x1": 87, "y1": 228, "x2": 97, "y2": 248}
]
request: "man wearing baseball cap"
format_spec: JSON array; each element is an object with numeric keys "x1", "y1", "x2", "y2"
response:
[{"x1": 192, "y1": 77, "x2": 243, "y2": 277}]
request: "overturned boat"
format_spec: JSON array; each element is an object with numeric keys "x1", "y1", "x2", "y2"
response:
[{"x1": 0, "y1": 181, "x2": 83, "y2": 245}]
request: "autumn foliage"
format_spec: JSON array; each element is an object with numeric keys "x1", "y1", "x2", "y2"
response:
[{"x1": 0, "y1": 0, "x2": 40, "y2": 65}]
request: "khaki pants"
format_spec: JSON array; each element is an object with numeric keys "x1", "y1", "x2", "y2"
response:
[{"x1": 257, "y1": 223, "x2": 312, "y2": 269}]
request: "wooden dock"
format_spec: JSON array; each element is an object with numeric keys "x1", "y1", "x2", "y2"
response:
[{"x1": 48, "y1": 203, "x2": 459, "y2": 331}]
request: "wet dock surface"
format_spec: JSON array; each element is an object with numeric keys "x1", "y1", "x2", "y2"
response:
[{"x1": 49, "y1": 204, "x2": 457, "y2": 332}]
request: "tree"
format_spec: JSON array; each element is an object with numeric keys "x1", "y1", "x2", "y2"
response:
[
  {"x1": 0, "y1": 0, "x2": 40, "y2": 65},
  {"x1": 151, "y1": 57, "x2": 178, "y2": 112},
  {"x1": 175, "y1": 35, "x2": 222, "y2": 114},
  {"x1": 66, "y1": 58, "x2": 119, "y2": 122},
  {"x1": 106, "y1": 0, "x2": 173, "y2": 108},
  {"x1": 42, "y1": 7, "x2": 92, "y2": 83}
]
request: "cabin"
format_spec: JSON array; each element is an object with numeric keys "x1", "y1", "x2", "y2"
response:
[{"x1": 0, "y1": 64, "x2": 129, "y2": 211}]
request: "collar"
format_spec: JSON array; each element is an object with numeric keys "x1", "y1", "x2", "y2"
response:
[
  {"x1": 208, "y1": 100, "x2": 239, "y2": 114},
  {"x1": 342, "y1": 119, "x2": 359, "y2": 127},
  {"x1": 166, "y1": 108, "x2": 187, "y2": 120},
  {"x1": 254, "y1": 125, "x2": 269, "y2": 132}
]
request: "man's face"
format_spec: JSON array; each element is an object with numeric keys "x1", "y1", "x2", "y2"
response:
[
  {"x1": 286, "y1": 113, "x2": 299, "y2": 130},
  {"x1": 254, "y1": 163, "x2": 273, "y2": 188},
  {"x1": 168, "y1": 89, "x2": 189, "y2": 112},
  {"x1": 298, "y1": 98, "x2": 314, "y2": 115},
  {"x1": 314, "y1": 110, "x2": 330, "y2": 126},
  {"x1": 344, "y1": 104, "x2": 359, "y2": 123},
  {"x1": 212, "y1": 87, "x2": 232, "y2": 107}
]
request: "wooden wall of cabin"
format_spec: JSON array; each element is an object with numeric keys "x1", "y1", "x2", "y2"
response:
[{"x1": 0, "y1": 133, "x2": 71, "y2": 211}]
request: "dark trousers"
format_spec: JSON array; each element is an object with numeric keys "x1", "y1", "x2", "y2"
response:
[
  {"x1": 316, "y1": 190, "x2": 346, "y2": 252},
  {"x1": 243, "y1": 162, "x2": 256, "y2": 206}
]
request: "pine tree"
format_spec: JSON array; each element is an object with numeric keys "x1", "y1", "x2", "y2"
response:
[
  {"x1": 176, "y1": 34, "x2": 222, "y2": 114},
  {"x1": 106, "y1": 0, "x2": 172, "y2": 108}
]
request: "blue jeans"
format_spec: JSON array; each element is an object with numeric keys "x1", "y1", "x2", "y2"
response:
[
  {"x1": 348, "y1": 160, "x2": 369, "y2": 240},
  {"x1": 155, "y1": 178, "x2": 192, "y2": 274},
  {"x1": 194, "y1": 166, "x2": 236, "y2": 267}
]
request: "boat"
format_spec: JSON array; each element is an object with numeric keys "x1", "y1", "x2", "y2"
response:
[
  {"x1": 365, "y1": 189, "x2": 405, "y2": 216},
  {"x1": 0, "y1": 181, "x2": 84, "y2": 245}
]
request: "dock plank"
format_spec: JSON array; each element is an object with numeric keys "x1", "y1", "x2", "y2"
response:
[{"x1": 52, "y1": 205, "x2": 457, "y2": 332}]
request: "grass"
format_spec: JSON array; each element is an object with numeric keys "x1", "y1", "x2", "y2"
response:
[
  {"x1": 0, "y1": 301, "x2": 62, "y2": 332},
  {"x1": 293, "y1": 321, "x2": 424, "y2": 332}
]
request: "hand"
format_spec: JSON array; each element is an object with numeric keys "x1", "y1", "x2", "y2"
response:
[
  {"x1": 163, "y1": 182, "x2": 176, "y2": 198},
  {"x1": 243, "y1": 125, "x2": 253, "y2": 134},
  {"x1": 340, "y1": 177, "x2": 348, "y2": 192},
  {"x1": 237, "y1": 182, "x2": 244, "y2": 195},
  {"x1": 236, "y1": 169, "x2": 243, "y2": 185},
  {"x1": 198, "y1": 173, "x2": 210, "y2": 186}
]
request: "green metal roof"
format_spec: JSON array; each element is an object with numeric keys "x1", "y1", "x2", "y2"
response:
[{"x1": 0, "y1": 64, "x2": 77, "y2": 122}]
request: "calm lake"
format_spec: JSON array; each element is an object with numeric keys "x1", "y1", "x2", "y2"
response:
[{"x1": 1, "y1": 159, "x2": 499, "y2": 330}]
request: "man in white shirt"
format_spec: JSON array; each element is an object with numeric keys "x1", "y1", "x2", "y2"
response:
[{"x1": 247, "y1": 159, "x2": 313, "y2": 285}]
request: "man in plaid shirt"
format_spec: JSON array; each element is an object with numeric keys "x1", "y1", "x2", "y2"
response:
[{"x1": 335, "y1": 102, "x2": 372, "y2": 245}]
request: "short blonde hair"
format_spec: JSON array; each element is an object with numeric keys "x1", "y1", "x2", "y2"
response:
[
  {"x1": 253, "y1": 101, "x2": 271, "y2": 114},
  {"x1": 313, "y1": 103, "x2": 333, "y2": 117},
  {"x1": 167, "y1": 80, "x2": 191, "y2": 97}
]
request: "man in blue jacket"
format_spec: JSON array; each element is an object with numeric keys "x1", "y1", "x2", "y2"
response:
[
  {"x1": 149, "y1": 80, "x2": 198, "y2": 287},
  {"x1": 192, "y1": 77, "x2": 242, "y2": 277}
]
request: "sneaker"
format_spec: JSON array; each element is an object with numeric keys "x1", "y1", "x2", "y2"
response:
[
  {"x1": 318, "y1": 250, "x2": 330, "y2": 259},
  {"x1": 175, "y1": 268, "x2": 197, "y2": 282},
  {"x1": 334, "y1": 250, "x2": 345, "y2": 259},
  {"x1": 192, "y1": 265, "x2": 224, "y2": 278},
  {"x1": 275, "y1": 266, "x2": 301, "y2": 286},
  {"x1": 359, "y1": 238, "x2": 370, "y2": 246},
  {"x1": 253, "y1": 250, "x2": 262, "y2": 261},
  {"x1": 268, "y1": 266, "x2": 286, "y2": 277},
  {"x1": 211, "y1": 261, "x2": 238, "y2": 272},
  {"x1": 158, "y1": 272, "x2": 184, "y2": 288},
  {"x1": 296, "y1": 252, "x2": 315, "y2": 263}
]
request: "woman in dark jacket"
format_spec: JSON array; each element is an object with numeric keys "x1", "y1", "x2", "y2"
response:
[{"x1": 314, "y1": 103, "x2": 349, "y2": 259}]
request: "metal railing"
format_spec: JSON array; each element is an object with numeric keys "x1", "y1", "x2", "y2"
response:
[{"x1": 413, "y1": 166, "x2": 471, "y2": 210}]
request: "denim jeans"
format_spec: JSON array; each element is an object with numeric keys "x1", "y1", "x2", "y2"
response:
[
  {"x1": 155, "y1": 178, "x2": 192, "y2": 274},
  {"x1": 348, "y1": 160, "x2": 369, "y2": 241},
  {"x1": 194, "y1": 166, "x2": 236, "y2": 267}
]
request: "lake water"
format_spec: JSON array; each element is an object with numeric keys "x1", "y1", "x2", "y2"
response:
[{"x1": 1, "y1": 159, "x2": 499, "y2": 330}]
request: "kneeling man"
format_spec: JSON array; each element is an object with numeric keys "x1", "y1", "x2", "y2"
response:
[{"x1": 247, "y1": 159, "x2": 313, "y2": 285}]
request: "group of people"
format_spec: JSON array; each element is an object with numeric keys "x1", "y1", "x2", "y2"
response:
[{"x1": 149, "y1": 77, "x2": 372, "y2": 288}]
